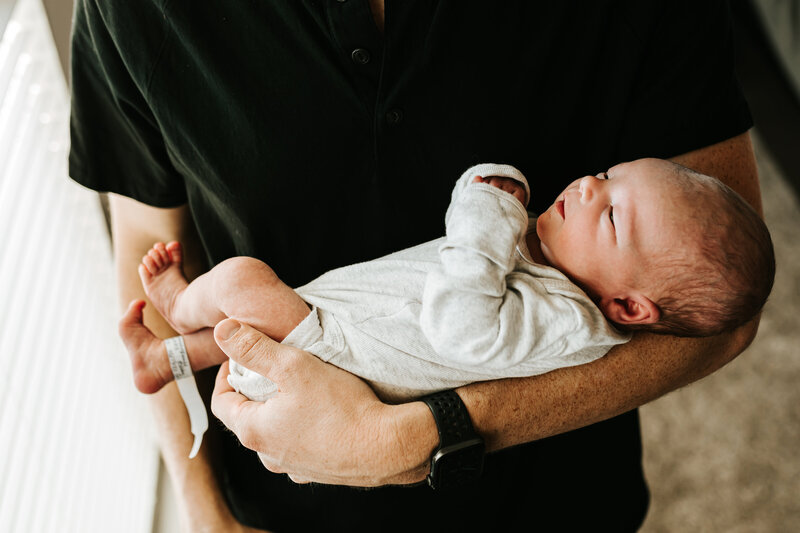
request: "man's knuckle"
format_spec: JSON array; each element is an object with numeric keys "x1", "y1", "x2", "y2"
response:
[
  {"x1": 234, "y1": 333, "x2": 268, "y2": 364},
  {"x1": 238, "y1": 426, "x2": 260, "y2": 450},
  {"x1": 258, "y1": 454, "x2": 285, "y2": 474}
]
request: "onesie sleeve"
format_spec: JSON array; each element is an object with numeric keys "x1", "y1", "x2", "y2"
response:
[
  {"x1": 420, "y1": 164, "x2": 535, "y2": 369},
  {"x1": 68, "y1": 0, "x2": 187, "y2": 207}
]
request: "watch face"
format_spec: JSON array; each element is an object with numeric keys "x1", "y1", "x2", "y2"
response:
[{"x1": 429, "y1": 439, "x2": 485, "y2": 490}]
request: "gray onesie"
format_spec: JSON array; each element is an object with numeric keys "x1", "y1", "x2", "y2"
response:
[{"x1": 228, "y1": 164, "x2": 630, "y2": 402}]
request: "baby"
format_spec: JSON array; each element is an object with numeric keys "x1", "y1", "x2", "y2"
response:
[{"x1": 119, "y1": 159, "x2": 775, "y2": 403}]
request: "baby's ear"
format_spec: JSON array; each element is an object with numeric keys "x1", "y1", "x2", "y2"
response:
[{"x1": 602, "y1": 294, "x2": 660, "y2": 326}]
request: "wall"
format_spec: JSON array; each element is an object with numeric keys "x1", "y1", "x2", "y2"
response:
[{"x1": 41, "y1": 0, "x2": 71, "y2": 79}]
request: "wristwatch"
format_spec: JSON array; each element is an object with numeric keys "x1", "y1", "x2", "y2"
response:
[{"x1": 420, "y1": 390, "x2": 485, "y2": 490}]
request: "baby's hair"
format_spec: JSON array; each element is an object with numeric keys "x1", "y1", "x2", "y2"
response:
[{"x1": 626, "y1": 163, "x2": 775, "y2": 337}]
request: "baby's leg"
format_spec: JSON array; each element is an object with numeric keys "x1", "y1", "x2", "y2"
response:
[
  {"x1": 119, "y1": 300, "x2": 227, "y2": 394},
  {"x1": 139, "y1": 242, "x2": 310, "y2": 338},
  {"x1": 205, "y1": 255, "x2": 312, "y2": 341}
]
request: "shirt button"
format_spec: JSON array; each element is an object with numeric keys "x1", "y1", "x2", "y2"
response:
[
  {"x1": 351, "y1": 48, "x2": 371, "y2": 65},
  {"x1": 386, "y1": 109, "x2": 404, "y2": 125}
]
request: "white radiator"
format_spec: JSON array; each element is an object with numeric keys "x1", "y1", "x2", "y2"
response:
[{"x1": 0, "y1": 0, "x2": 160, "y2": 531}]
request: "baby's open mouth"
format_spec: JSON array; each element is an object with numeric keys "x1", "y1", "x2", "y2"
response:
[{"x1": 555, "y1": 199, "x2": 565, "y2": 219}]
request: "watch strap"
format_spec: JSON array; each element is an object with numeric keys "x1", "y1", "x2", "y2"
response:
[
  {"x1": 420, "y1": 390, "x2": 484, "y2": 489},
  {"x1": 422, "y1": 390, "x2": 477, "y2": 448}
]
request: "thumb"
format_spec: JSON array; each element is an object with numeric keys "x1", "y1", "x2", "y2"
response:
[{"x1": 214, "y1": 318, "x2": 292, "y2": 382}]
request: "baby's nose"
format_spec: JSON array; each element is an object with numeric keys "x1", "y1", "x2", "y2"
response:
[{"x1": 579, "y1": 176, "x2": 596, "y2": 201}]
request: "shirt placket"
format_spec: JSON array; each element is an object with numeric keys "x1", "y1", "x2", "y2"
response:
[{"x1": 326, "y1": 0, "x2": 385, "y2": 119}]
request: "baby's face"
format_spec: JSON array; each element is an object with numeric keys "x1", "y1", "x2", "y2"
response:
[{"x1": 536, "y1": 158, "x2": 686, "y2": 301}]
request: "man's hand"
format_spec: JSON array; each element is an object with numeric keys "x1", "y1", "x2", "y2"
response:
[
  {"x1": 472, "y1": 174, "x2": 527, "y2": 205},
  {"x1": 210, "y1": 319, "x2": 436, "y2": 486}
]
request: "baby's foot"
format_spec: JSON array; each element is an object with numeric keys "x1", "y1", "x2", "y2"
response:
[
  {"x1": 138, "y1": 241, "x2": 194, "y2": 334},
  {"x1": 119, "y1": 300, "x2": 174, "y2": 394}
]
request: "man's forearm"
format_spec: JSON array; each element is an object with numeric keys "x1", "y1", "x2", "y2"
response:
[
  {"x1": 366, "y1": 320, "x2": 757, "y2": 485},
  {"x1": 109, "y1": 194, "x2": 206, "y2": 459},
  {"x1": 456, "y1": 321, "x2": 757, "y2": 451},
  {"x1": 109, "y1": 194, "x2": 243, "y2": 530}
]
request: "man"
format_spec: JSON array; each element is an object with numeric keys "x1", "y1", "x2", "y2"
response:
[{"x1": 70, "y1": 1, "x2": 762, "y2": 530}]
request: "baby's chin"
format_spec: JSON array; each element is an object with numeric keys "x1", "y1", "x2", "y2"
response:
[
  {"x1": 535, "y1": 229, "x2": 556, "y2": 266},
  {"x1": 535, "y1": 214, "x2": 545, "y2": 239},
  {"x1": 535, "y1": 206, "x2": 554, "y2": 235}
]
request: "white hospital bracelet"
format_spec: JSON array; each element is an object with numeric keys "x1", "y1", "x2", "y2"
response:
[{"x1": 164, "y1": 335, "x2": 208, "y2": 459}]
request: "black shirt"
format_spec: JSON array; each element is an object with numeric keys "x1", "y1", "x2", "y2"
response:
[{"x1": 69, "y1": 1, "x2": 751, "y2": 531}]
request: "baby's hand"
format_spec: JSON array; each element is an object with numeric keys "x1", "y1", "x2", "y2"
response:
[{"x1": 473, "y1": 175, "x2": 527, "y2": 205}]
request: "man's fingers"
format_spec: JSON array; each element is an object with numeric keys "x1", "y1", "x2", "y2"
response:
[
  {"x1": 211, "y1": 360, "x2": 244, "y2": 428},
  {"x1": 214, "y1": 319, "x2": 290, "y2": 380},
  {"x1": 211, "y1": 361, "x2": 269, "y2": 450}
]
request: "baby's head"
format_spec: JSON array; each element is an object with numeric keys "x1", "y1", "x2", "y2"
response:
[{"x1": 536, "y1": 158, "x2": 775, "y2": 337}]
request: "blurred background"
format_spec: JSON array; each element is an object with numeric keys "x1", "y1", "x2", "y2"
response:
[{"x1": 1, "y1": 0, "x2": 798, "y2": 531}]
